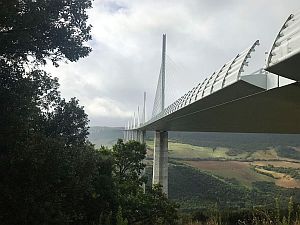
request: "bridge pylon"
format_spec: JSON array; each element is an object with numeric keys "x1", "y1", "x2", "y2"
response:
[{"x1": 152, "y1": 34, "x2": 169, "y2": 196}]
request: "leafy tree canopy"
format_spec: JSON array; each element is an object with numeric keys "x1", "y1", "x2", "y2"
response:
[
  {"x1": 0, "y1": 1, "x2": 179, "y2": 224},
  {"x1": 111, "y1": 139, "x2": 179, "y2": 225},
  {"x1": 0, "y1": 0, "x2": 93, "y2": 66}
]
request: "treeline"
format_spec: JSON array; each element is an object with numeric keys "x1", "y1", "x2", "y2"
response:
[
  {"x1": 183, "y1": 199, "x2": 300, "y2": 225},
  {"x1": 256, "y1": 165, "x2": 300, "y2": 179}
]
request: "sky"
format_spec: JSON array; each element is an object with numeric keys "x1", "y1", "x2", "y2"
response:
[{"x1": 46, "y1": 0, "x2": 300, "y2": 127}]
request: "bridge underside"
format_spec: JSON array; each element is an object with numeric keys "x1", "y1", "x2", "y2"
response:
[{"x1": 141, "y1": 81, "x2": 300, "y2": 134}]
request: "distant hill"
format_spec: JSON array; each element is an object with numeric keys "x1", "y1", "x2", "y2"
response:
[
  {"x1": 89, "y1": 126, "x2": 300, "y2": 150},
  {"x1": 88, "y1": 126, "x2": 123, "y2": 147},
  {"x1": 165, "y1": 132, "x2": 300, "y2": 151}
]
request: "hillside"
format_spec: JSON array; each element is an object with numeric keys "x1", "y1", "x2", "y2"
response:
[
  {"x1": 89, "y1": 126, "x2": 300, "y2": 211},
  {"x1": 145, "y1": 163, "x2": 300, "y2": 211}
]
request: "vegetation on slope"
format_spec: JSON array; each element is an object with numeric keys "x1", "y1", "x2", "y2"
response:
[{"x1": 145, "y1": 163, "x2": 300, "y2": 212}]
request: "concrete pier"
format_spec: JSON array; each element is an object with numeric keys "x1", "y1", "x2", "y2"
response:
[
  {"x1": 139, "y1": 130, "x2": 146, "y2": 143},
  {"x1": 152, "y1": 131, "x2": 168, "y2": 196}
]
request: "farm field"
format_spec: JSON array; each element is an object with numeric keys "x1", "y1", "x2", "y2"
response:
[{"x1": 182, "y1": 160, "x2": 273, "y2": 187}]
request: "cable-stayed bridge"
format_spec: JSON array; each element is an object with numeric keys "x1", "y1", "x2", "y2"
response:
[{"x1": 124, "y1": 11, "x2": 300, "y2": 195}]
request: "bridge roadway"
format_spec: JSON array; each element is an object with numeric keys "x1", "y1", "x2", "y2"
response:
[
  {"x1": 138, "y1": 81, "x2": 300, "y2": 134},
  {"x1": 125, "y1": 10, "x2": 300, "y2": 196}
]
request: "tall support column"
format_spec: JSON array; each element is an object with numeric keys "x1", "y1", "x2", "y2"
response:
[
  {"x1": 138, "y1": 130, "x2": 146, "y2": 193},
  {"x1": 124, "y1": 130, "x2": 127, "y2": 142},
  {"x1": 124, "y1": 124, "x2": 128, "y2": 142},
  {"x1": 139, "y1": 130, "x2": 146, "y2": 143},
  {"x1": 130, "y1": 131, "x2": 133, "y2": 140},
  {"x1": 152, "y1": 131, "x2": 168, "y2": 196}
]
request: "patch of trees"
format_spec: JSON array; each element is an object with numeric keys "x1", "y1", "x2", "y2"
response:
[
  {"x1": 187, "y1": 199, "x2": 300, "y2": 225},
  {"x1": 257, "y1": 165, "x2": 300, "y2": 179},
  {"x1": 0, "y1": 1, "x2": 178, "y2": 224}
]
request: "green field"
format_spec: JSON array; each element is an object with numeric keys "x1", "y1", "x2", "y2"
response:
[{"x1": 146, "y1": 140, "x2": 231, "y2": 159}]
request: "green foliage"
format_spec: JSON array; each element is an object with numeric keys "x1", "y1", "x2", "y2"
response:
[
  {"x1": 45, "y1": 97, "x2": 90, "y2": 146},
  {"x1": 116, "y1": 207, "x2": 128, "y2": 225},
  {"x1": 144, "y1": 163, "x2": 300, "y2": 211},
  {"x1": 0, "y1": 1, "x2": 119, "y2": 224},
  {"x1": 0, "y1": 1, "x2": 179, "y2": 224},
  {"x1": 113, "y1": 139, "x2": 146, "y2": 184},
  {"x1": 183, "y1": 199, "x2": 300, "y2": 225},
  {"x1": 0, "y1": 0, "x2": 92, "y2": 66},
  {"x1": 111, "y1": 139, "x2": 179, "y2": 225}
]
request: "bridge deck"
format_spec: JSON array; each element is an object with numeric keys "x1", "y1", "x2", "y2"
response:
[{"x1": 140, "y1": 81, "x2": 300, "y2": 134}]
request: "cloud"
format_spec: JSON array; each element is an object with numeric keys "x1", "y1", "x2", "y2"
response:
[
  {"x1": 86, "y1": 97, "x2": 131, "y2": 118},
  {"x1": 46, "y1": 0, "x2": 300, "y2": 126}
]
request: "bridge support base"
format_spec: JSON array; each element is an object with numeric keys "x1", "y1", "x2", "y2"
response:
[{"x1": 152, "y1": 131, "x2": 168, "y2": 196}]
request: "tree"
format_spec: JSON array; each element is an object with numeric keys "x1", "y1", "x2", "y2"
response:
[
  {"x1": 0, "y1": 1, "x2": 115, "y2": 224},
  {"x1": 113, "y1": 139, "x2": 146, "y2": 185},
  {"x1": 111, "y1": 140, "x2": 179, "y2": 225},
  {"x1": 116, "y1": 207, "x2": 128, "y2": 225},
  {"x1": 0, "y1": 0, "x2": 93, "y2": 154},
  {"x1": 44, "y1": 97, "x2": 90, "y2": 147},
  {"x1": 0, "y1": 64, "x2": 60, "y2": 154},
  {"x1": 0, "y1": 0, "x2": 92, "y2": 66}
]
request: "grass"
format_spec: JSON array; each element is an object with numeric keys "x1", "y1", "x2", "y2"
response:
[{"x1": 247, "y1": 148, "x2": 280, "y2": 160}]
